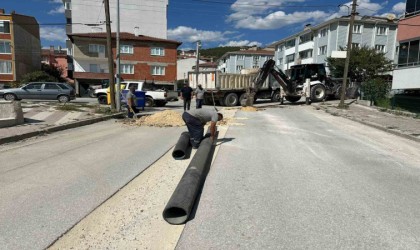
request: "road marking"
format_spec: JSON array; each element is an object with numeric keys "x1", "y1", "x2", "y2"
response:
[{"x1": 28, "y1": 111, "x2": 54, "y2": 121}]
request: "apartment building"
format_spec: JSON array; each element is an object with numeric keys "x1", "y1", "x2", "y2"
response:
[
  {"x1": 67, "y1": 32, "x2": 181, "y2": 95},
  {"x1": 217, "y1": 49, "x2": 274, "y2": 73},
  {"x1": 41, "y1": 46, "x2": 69, "y2": 81},
  {"x1": 271, "y1": 15, "x2": 398, "y2": 73},
  {"x1": 0, "y1": 9, "x2": 41, "y2": 84},
  {"x1": 392, "y1": 0, "x2": 420, "y2": 90}
]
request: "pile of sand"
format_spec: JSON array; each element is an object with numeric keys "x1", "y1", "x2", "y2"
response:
[
  {"x1": 241, "y1": 106, "x2": 258, "y2": 112},
  {"x1": 134, "y1": 110, "x2": 185, "y2": 127}
]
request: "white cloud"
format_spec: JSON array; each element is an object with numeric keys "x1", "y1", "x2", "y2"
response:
[
  {"x1": 219, "y1": 40, "x2": 262, "y2": 47},
  {"x1": 168, "y1": 26, "x2": 230, "y2": 43},
  {"x1": 40, "y1": 26, "x2": 66, "y2": 42},
  {"x1": 231, "y1": 10, "x2": 328, "y2": 30},
  {"x1": 392, "y1": 2, "x2": 406, "y2": 14},
  {"x1": 48, "y1": 5, "x2": 65, "y2": 15}
]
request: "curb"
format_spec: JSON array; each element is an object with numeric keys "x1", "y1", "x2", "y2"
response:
[
  {"x1": 315, "y1": 105, "x2": 420, "y2": 143},
  {"x1": 0, "y1": 112, "x2": 125, "y2": 145}
]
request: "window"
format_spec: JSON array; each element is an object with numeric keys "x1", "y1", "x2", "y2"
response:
[
  {"x1": 120, "y1": 45, "x2": 133, "y2": 54},
  {"x1": 64, "y1": 1, "x2": 71, "y2": 10},
  {"x1": 352, "y1": 43, "x2": 360, "y2": 48},
  {"x1": 66, "y1": 18, "x2": 71, "y2": 24},
  {"x1": 0, "y1": 21, "x2": 11, "y2": 33},
  {"x1": 299, "y1": 33, "x2": 314, "y2": 44},
  {"x1": 0, "y1": 41, "x2": 11, "y2": 54},
  {"x1": 58, "y1": 83, "x2": 70, "y2": 89},
  {"x1": 353, "y1": 24, "x2": 362, "y2": 34},
  {"x1": 376, "y1": 26, "x2": 387, "y2": 35},
  {"x1": 375, "y1": 45, "x2": 385, "y2": 53},
  {"x1": 319, "y1": 45, "x2": 327, "y2": 55},
  {"x1": 286, "y1": 54, "x2": 295, "y2": 63},
  {"x1": 89, "y1": 44, "x2": 105, "y2": 54},
  {"x1": 285, "y1": 39, "x2": 295, "y2": 49},
  {"x1": 151, "y1": 65, "x2": 165, "y2": 75},
  {"x1": 25, "y1": 83, "x2": 43, "y2": 89},
  {"x1": 319, "y1": 28, "x2": 328, "y2": 37},
  {"x1": 44, "y1": 83, "x2": 60, "y2": 90},
  {"x1": 299, "y1": 49, "x2": 313, "y2": 59},
  {"x1": 278, "y1": 45, "x2": 284, "y2": 52},
  {"x1": 237, "y1": 55, "x2": 245, "y2": 60},
  {"x1": 89, "y1": 64, "x2": 102, "y2": 73},
  {"x1": 278, "y1": 58, "x2": 283, "y2": 65},
  {"x1": 0, "y1": 60, "x2": 12, "y2": 74},
  {"x1": 121, "y1": 64, "x2": 134, "y2": 74},
  {"x1": 236, "y1": 65, "x2": 244, "y2": 72},
  {"x1": 151, "y1": 47, "x2": 165, "y2": 56}
]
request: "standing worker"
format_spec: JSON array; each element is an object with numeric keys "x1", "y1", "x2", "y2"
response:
[
  {"x1": 182, "y1": 109, "x2": 223, "y2": 148},
  {"x1": 194, "y1": 84, "x2": 205, "y2": 109},
  {"x1": 126, "y1": 85, "x2": 138, "y2": 118},
  {"x1": 180, "y1": 83, "x2": 193, "y2": 111}
]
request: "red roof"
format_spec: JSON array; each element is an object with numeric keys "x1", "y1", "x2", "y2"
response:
[{"x1": 68, "y1": 32, "x2": 182, "y2": 46}]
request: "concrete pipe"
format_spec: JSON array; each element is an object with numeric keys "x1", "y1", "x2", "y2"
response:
[
  {"x1": 172, "y1": 132, "x2": 191, "y2": 160},
  {"x1": 163, "y1": 134, "x2": 216, "y2": 225}
]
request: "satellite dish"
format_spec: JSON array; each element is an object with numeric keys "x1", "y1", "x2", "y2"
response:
[{"x1": 387, "y1": 13, "x2": 396, "y2": 21}]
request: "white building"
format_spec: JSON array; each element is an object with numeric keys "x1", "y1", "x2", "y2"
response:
[
  {"x1": 63, "y1": 0, "x2": 167, "y2": 39},
  {"x1": 177, "y1": 58, "x2": 206, "y2": 81},
  {"x1": 270, "y1": 15, "x2": 398, "y2": 73}
]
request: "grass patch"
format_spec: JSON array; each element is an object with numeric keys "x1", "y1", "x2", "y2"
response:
[{"x1": 93, "y1": 105, "x2": 116, "y2": 115}]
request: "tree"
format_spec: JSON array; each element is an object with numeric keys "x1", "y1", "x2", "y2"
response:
[
  {"x1": 20, "y1": 71, "x2": 58, "y2": 85},
  {"x1": 326, "y1": 45, "x2": 393, "y2": 82}
]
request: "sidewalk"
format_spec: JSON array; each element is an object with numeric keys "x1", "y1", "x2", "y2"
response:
[{"x1": 313, "y1": 99, "x2": 420, "y2": 143}]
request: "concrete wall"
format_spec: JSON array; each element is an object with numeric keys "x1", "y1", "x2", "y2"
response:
[
  {"x1": 0, "y1": 101, "x2": 24, "y2": 128},
  {"x1": 177, "y1": 58, "x2": 206, "y2": 80}
]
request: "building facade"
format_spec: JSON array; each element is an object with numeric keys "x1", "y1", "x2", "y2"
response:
[
  {"x1": 177, "y1": 58, "x2": 206, "y2": 81},
  {"x1": 271, "y1": 15, "x2": 398, "y2": 73},
  {"x1": 63, "y1": 0, "x2": 167, "y2": 39},
  {"x1": 392, "y1": 0, "x2": 420, "y2": 90},
  {"x1": 217, "y1": 49, "x2": 275, "y2": 74},
  {"x1": 67, "y1": 32, "x2": 181, "y2": 95},
  {"x1": 41, "y1": 46, "x2": 69, "y2": 82},
  {"x1": 0, "y1": 9, "x2": 41, "y2": 84}
]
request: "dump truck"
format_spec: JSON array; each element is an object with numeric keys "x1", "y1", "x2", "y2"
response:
[
  {"x1": 188, "y1": 70, "x2": 281, "y2": 107},
  {"x1": 242, "y1": 59, "x2": 343, "y2": 106}
]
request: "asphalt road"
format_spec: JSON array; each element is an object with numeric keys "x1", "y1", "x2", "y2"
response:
[
  {"x1": 177, "y1": 105, "x2": 420, "y2": 250},
  {"x1": 0, "y1": 120, "x2": 184, "y2": 250}
]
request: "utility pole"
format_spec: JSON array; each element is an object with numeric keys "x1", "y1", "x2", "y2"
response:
[
  {"x1": 115, "y1": 0, "x2": 121, "y2": 111},
  {"x1": 195, "y1": 40, "x2": 201, "y2": 85},
  {"x1": 104, "y1": 0, "x2": 116, "y2": 110},
  {"x1": 338, "y1": 0, "x2": 357, "y2": 108}
]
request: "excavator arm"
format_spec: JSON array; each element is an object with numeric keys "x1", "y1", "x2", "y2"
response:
[{"x1": 243, "y1": 59, "x2": 292, "y2": 106}]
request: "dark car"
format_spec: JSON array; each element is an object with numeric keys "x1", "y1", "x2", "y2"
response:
[{"x1": 0, "y1": 82, "x2": 76, "y2": 103}]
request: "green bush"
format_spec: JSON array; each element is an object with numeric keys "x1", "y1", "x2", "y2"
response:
[{"x1": 20, "y1": 71, "x2": 58, "y2": 84}]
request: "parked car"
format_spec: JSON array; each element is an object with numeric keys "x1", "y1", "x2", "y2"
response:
[{"x1": 0, "y1": 82, "x2": 76, "y2": 102}]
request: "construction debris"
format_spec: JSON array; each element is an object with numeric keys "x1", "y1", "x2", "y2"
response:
[
  {"x1": 241, "y1": 106, "x2": 258, "y2": 112},
  {"x1": 134, "y1": 110, "x2": 185, "y2": 127}
]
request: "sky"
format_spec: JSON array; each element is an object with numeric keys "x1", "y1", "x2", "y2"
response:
[{"x1": 1, "y1": 0, "x2": 406, "y2": 50}]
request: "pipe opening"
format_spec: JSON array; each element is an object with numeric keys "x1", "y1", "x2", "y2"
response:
[
  {"x1": 172, "y1": 150, "x2": 185, "y2": 160},
  {"x1": 163, "y1": 207, "x2": 188, "y2": 225}
]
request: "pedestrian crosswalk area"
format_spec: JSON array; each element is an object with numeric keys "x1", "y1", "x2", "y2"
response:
[{"x1": 22, "y1": 106, "x2": 100, "y2": 126}]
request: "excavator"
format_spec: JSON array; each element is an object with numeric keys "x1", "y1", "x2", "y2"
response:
[{"x1": 242, "y1": 59, "x2": 342, "y2": 106}]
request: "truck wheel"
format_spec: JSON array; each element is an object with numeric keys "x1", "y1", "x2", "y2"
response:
[
  {"x1": 271, "y1": 90, "x2": 281, "y2": 102},
  {"x1": 145, "y1": 97, "x2": 154, "y2": 107},
  {"x1": 311, "y1": 84, "x2": 326, "y2": 102},
  {"x1": 98, "y1": 95, "x2": 107, "y2": 104},
  {"x1": 224, "y1": 93, "x2": 239, "y2": 106},
  {"x1": 239, "y1": 93, "x2": 247, "y2": 106},
  {"x1": 285, "y1": 96, "x2": 301, "y2": 103}
]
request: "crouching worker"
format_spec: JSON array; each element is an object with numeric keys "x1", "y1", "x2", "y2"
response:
[{"x1": 182, "y1": 109, "x2": 223, "y2": 149}]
